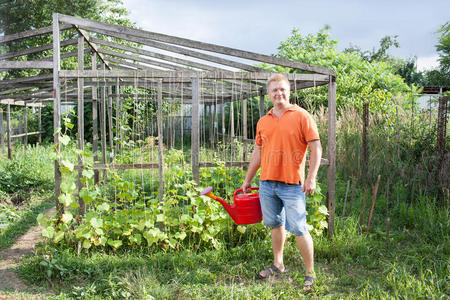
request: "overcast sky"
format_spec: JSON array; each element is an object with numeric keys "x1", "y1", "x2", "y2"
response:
[{"x1": 124, "y1": 0, "x2": 449, "y2": 71}]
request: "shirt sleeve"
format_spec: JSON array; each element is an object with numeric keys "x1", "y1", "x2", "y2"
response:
[
  {"x1": 302, "y1": 112, "x2": 320, "y2": 142},
  {"x1": 255, "y1": 120, "x2": 263, "y2": 146}
]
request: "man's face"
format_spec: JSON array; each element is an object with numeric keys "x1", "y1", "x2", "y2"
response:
[{"x1": 268, "y1": 80, "x2": 290, "y2": 107}]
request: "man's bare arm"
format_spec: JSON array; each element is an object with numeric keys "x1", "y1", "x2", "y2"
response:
[
  {"x1": 241, "y1": 146, "x2": 261, "y2": 192},
  {"x1": 302, "y1": 140, "x2": 322, "y2": 195}
]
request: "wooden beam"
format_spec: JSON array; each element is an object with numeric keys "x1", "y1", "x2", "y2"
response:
[
  {"x1": 74, "y1": 26, "x2": 111, "y2": 70},
  {"x1": 59, "y1": 70, "x2": 329, "y2": 81},
  {"x1": 0, "y1": 61, "x2": 53, "y2": 69},
  {"x1": 57, "y1": 14, "x2": 334, "y2": 75},
  {"x1": 73, "y1": 25, "x2": 265, "y2": 72},
  {"x1": 99, "y1": 47, "x2": 188, "y2": 71},
  {"x1": 0, "y1": 74, "x2": 53, "y2": 88},
  {"x1": 0, "y1": 23, "x2": 72, "y2": 44},
  {"x1": 0, "y1": 99, "x2": 44, "y2": 107},
  {"x1": 91, "y1": 37, "x2": 219, "y2": 71},
  {"x1": 0, "y1": 38, "x2": 77, "y2": 60},
  {"x1": 10, "y1": 131, "x2": 44, "y2": 138}
]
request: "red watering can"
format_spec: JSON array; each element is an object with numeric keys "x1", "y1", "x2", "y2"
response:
[{"x1": 200, "y1": 187, "x2": 262, "y2": 225}]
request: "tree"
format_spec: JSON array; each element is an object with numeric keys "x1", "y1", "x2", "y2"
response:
[
  {"x1": 267, "y1": 27, "x2": 411, "y2": 113},
  {"x1": 436, "y1": 22, "x2": 450, "y2": 75}
]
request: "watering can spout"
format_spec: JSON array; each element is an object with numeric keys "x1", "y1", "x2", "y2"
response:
[
  {"x1": 200, "y1": 187, "x2": 237, "y2": 219},
  {"x1": 200, "y1": 187, "x2": 262, "y2": 225}
]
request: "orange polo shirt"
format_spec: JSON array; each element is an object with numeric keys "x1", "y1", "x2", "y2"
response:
[{"x1": 255, "y1": 104, "x2": 320, "y2": 185}]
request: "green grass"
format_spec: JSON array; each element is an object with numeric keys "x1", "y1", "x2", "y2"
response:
[
  {"x1": 18, "y1": 197, "x2": 448, "y2": 299},
  {"x1": 0, "y1": 191, "x2": 54, "y2": 250}
]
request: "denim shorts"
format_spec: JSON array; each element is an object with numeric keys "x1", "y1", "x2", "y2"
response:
[{"x1": 259, "y1": 180, "x2": 308, "y2": 236}]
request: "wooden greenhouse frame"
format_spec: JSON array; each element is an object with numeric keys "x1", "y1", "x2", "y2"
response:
[{"x1": 0, "y1": 13, "x2": 337, "y2": 235}]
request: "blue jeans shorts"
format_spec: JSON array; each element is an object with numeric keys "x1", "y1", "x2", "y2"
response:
[{"x1": 259, "y1": 180, "x2": 308, "y2": 236}]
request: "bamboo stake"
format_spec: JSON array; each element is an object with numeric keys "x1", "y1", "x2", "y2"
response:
[
  {"x1": 367, "y1": 175, "x2": 381, "y2": 232},
  {"x1": 359, "y1": 188, "x2": 367, "y2": 230}
]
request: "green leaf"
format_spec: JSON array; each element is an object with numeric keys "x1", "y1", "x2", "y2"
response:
[
  {"x1": 83, "y1": 240, "x2": 92, "y2": 249},
  {"x1": 60, "y1": 135, "x2": 70, "y2": 146},
  {"x1": 53, "y1": 231, "x2": 65, "y2": 243},
  {"x1": 318, "y1": 205, "x2": 329, "y2": 215},
  {"x1": 97, "y1": 203, "x2": 110, "y2": 212},
  {"x1": 60, "y1": 159, "x2": 74, "y2": 172},
  {"x1": 237, "y1": 225, "x2": 246, "y2": 234},
  {"x1": 61, "y1": 212, "x2": 73, "y2": 224},
  {"x1": 58, "y1": 193, "x2": 73, "y2": 207},
  {"x1": 107, "y1": 239, "x2": 123, "y2": 249},
  {"x1": 174, "y1": 232, "x2": 186, "y2": 240},
  {"x1": 156, "y1": 214, "x2": 165, "y2": 222},
  {"x1": 90, "y1": 217, "x2": 103, "y2": 229},
  {"x1": 82, "y1": 169, "x2": 95, "y2": 179},
  {"x1": 37, "y1": 213, "x2": 48, "y2": 226},
  {"x1": 42, "y1": 226, "x2": 55, "y2": 239},
  {"x1": 61, "y1": 181, "x2": 76, "y2": 194}
]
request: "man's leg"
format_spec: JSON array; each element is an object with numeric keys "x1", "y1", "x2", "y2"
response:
[
  {"x1": 272, "y1": 225, "x2": 286, "y2": 270},
  {"x1": 259, "y1": 225, "x2": 286, "y2": 277},
  {"x1": 295, "y1": 232, "x2": 314, "y2": 276}
]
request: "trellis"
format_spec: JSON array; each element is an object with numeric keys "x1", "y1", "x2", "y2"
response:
[{"x1": 0, "y1": 13, "x2": 337, "y2": 235}]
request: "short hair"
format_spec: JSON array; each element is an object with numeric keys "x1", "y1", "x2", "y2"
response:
[{"x1": 267, "y1": 73, "x2": 290, "y2": 89}]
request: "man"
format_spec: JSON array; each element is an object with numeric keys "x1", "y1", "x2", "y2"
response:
[{"x1": 241, "y1": 73, "x2": 322, "y2": 290}]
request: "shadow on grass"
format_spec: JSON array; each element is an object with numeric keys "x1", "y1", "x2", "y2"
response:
[{"x1": 0, "y1": 197, "x2": 54, "y2": 250}]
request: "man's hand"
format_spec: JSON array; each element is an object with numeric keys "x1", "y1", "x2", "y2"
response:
[
  {"x1": 302, "y1": 177, "x2": 316, "y2": 195},
  {"x1": 241, "y1": 180, "x2": 252, "y2": 194}
]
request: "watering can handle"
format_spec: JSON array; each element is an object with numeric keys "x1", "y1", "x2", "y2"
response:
[{"x1": 233, "y1": 187, "x2": 259, "y2": 197}]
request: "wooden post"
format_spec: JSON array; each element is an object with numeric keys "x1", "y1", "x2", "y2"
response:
[
  {"x1": 362, "y1": 102, "x2": 369, "y2": 184},
  {"x1": 77, "y1": 35, "x2": 86, "y2": 215},
  {"x1": 191, "y1": 76, "x2": 200, "y2": 183},
  {"x1": 209, "y1": 103, "x2": 214, "y2": 148},
  {"x1": 0, "y1": 108, "x2": 4, "y2": 153},
  {"x1": 157, "y1": 79, "x2": 164, "y2": 202},
  {"x1": 221, "y1": 99, "x2": 225, "y2": 139},
  {"x1": 327, "y1": 76, "x2": 337, "y2": 237},
  {"x1": 18, "y1": 115, "x2": 22, "y2": 144},
  {"x1": 213, "y1": 101, "x2": 217, "y2": 147},
  {"x1": 53, "y1": 13, "x2": 63, "y2": 215},
  {"x1": 91, "y1": 53, "x2": 99, "y2": 184},
  {"x1": 436, "y1": 95, "x2": 448, "y2": 205},
  {"x1": 259, "y1": 88, "x2": 265, "y2": 118},
  {"x1": 367, "y1": 175, "x2": 381, "y2": 232},
  {"x1": 230, "y1": 98, "x2": 235, "y2": 159},
  {"x1": 107, "y1": 85, "x2": 113, "y2": 155},
  {"x1": 23, "y1": 104, "x2": 27, "y2": 150},
  {"x1": 38, "y1": 106, "x2": 42, "y2": 145},
  {"x1": 242, "y1": 97, "x2": 248, "y2": 164},
  {"x1": 100, "y1": 63, "x2": 107, "y2": 178},
  {"x1": 115, "y1": 77, "x2": 120, "y2": 154},
  {"x1": 6, "y1": 104, "x2": 12, "y2": 159}
]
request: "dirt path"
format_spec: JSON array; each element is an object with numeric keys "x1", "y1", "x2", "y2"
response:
[{"x1": 0, "y1": 207, "x2": 55, "y2": 299}]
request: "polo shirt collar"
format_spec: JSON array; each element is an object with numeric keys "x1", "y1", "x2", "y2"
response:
[{"x1": 267, "y1": 104, "x2": 301, "y2": 116}]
